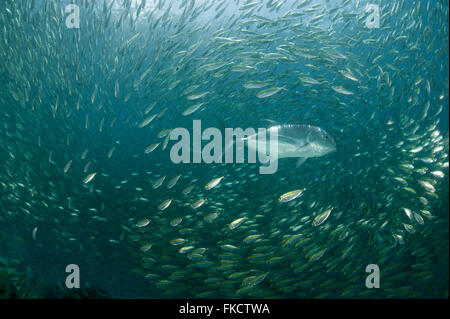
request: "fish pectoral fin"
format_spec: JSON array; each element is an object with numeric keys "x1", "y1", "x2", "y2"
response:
[
  {"x1": 295, "y1": 143, "x2": 309, "y2": 152},
  {"x1": 296, "y1": 157, "x2": 307, "y2": 167},
  {"x1": 278, "y1": 134, "x2": 300, "y2": 146},
  {"x1": 278, "y1": 135, "x2": 310, "y2": 152},
  {"x1": 306, "y1": 131, "x2": 312, "y2": 144}
]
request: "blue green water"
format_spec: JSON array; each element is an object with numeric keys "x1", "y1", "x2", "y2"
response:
[{"x1": 0, "y1": 0, "x2": 448, "y2": 298}]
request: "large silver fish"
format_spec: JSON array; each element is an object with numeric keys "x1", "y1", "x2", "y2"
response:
[{"x1": 244, "y1": 124, "x2": 337, "y2": 167}]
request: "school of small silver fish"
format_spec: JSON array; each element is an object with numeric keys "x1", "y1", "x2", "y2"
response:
[{"x1": 0, "y1": 0, "x2": 448, "y2": 298}]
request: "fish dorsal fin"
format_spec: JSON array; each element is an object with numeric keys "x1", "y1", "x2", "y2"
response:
[{"x1": 261, "y1": 119, "x2": 280, "y2": 127}]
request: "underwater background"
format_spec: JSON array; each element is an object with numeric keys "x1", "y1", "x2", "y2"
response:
[{"x1": 0, "y1": 0, "x2": 448, "y2": 298}]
